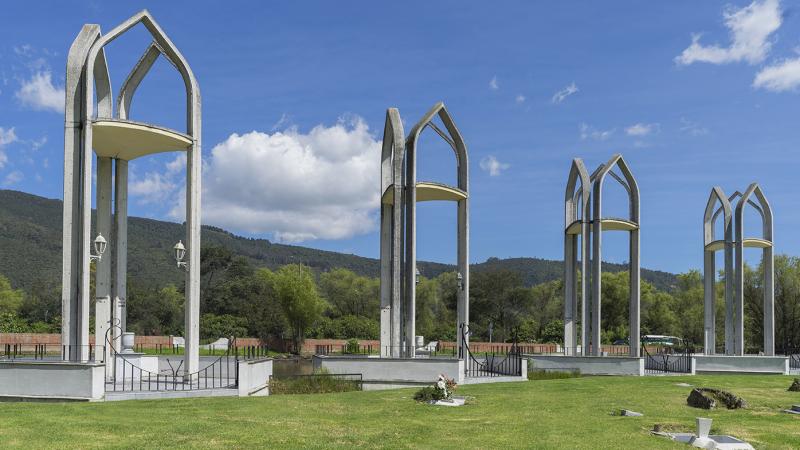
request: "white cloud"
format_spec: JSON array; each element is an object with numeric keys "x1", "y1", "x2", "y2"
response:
[
  {"x1": 489, "y1": 76, "x2": 499, "y2": 91},
  {"x1": 479, "y1": 155, "x2": 510, "y2": 176},
  {"x1": 515, "y1": 94, "x2": 526, "y2": 104},
  {"x1": 0, "y1": 127, "x2": 18, "y2": 169},
  {"x1": 15, "y1": 71, "x2": 64, "y2": 113},
  {"x1": 579, "y1": 123, "x2": 614, "y2": 141},
  {"x1": 675, "y1": 0, "x2": 782, "y2": 66},
  {"x1": 196, "y1": 116, "x2": 381, "y2": 243},
  {"x1": 2, "y1": 171, "x2": 23, "y2": 186},
  {"x1": 30, "y1": 136, "x2": 47, "y2": 151},
  {"x1": 551, "y1": 82, "x2": 579, "y2": 104},
  {"x1": 753, "y1": 57, "x2": 800, "y2": 91},
  {"x1": 129, "y1": 171, "x2": 178, "y2": 205},
  {"x1": 680, "y1": 117, "x2": 709, "y2": 136},
  {"x1": 625, "y1": 123, "x2": 659, "y2": 137},
  {"x1": 165, "y1": 154, "x2": 186, "y2": 174}
]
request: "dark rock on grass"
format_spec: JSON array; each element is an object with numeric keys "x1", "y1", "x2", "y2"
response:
[
  {"x1": 788, "y1": 378, "x2": 800, "y2": 392},
  {"x1": 687, "y1": 388, "x2": 746, "y2": 410},
  {"x1": 687, "y1": 389, "x2": 716, "y2": 409}
]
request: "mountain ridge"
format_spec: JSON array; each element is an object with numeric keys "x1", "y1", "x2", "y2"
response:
[{"x1": 0, "y1": 189, "x2": 678, "y2": 291}]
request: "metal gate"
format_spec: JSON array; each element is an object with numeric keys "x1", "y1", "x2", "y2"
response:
[
  {"x1": 459, "y1": 324, "x2": 522, "y2": 377},
  {"x1": 642, "y1": 341, "x2": 694, "y2": 374}
]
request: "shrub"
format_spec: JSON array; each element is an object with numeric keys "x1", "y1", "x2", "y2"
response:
[
  {"x1": 269, "y1": 369, "x2": 361, "y2": 395},
  {"x1": 414, "y1": 374, "x2": 457, "y2": 402},
  {"x1": 414, "y1": 386, "x2": 446, "y2": 402},
  {"x1": 527, "y1": 369, "x2": 581, "y2": 380},
  {"x1": 344, "y1": 338, "x2": 360, "y2": 354}
]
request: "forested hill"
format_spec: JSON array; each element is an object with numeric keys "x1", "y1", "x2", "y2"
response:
[{"x1": 0, "y1": 189, "x2": 678, "y2": 292}]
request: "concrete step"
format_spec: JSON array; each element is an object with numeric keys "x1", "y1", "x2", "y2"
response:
[{"x1": 104, "y1": 387, "x2": 238, "y2": 402}]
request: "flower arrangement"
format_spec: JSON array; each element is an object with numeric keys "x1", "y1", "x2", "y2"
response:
[{"x1": 414, "y1": 374, "x2": 458, "y2": 403}]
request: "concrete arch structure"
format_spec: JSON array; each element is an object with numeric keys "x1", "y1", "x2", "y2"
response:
[
  {"x1": 702, "y1": 187, "x2": 733, "y2": 355},
  {"x1": 734, "y1": 183, "x2": 774, "y2": 356},
  {"x1": 702, "y1": 184, "x2": 775, "y2": 356},
  {"x1": 564, "y1": 159, "x2": 591, "y2": 355},
  {"x1": 563, "y1": 154, "x2": 640, "y2": 357},
  {"x1": 379, "y1": 102, "x2": 469, "y2": 358},
  {"x1": 62, "y1": 10, "x2": 202, "y2": 373}
]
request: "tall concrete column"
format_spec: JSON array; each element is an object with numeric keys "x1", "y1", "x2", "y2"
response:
[
  {"x1": 113, "y1": 160, "x2": 128, "y2": 351},
  {"x1": 629, "y1": 227, "x2": 640, "y2": 358},
  {"x1": 590, "y1": 200, "x2": 602, "y2": 357},
  {"x1": 95, "y1": 157, "x2": 113, "y2": 365},
  {"x1": 763, "y1": 245, "x2": 775, "y2": 356},
  {"x1": 404, "y1": 143, "x2": 417, "y2": 358},
  {"x1": 724, "y1": 238, "x2": 735, "y2": 355},
  {"x1": 702, "y1": 250, "x2": 716, "y2": 355},
  {"x1": 456, "y1": 195, "x2": 469, "y2": 353},
  {"x1": 564, "y1": 233, "x2": 577, "y2": 354},
  {"x1": 62, "y1": 25, "x2": 100, "y2": 360},
  {"x1": 379, "y1": 109, "x2": 404, "y2": 358},
  {"x1": 185, "y1": 138, "x2": 202, "y2": 374},
  {"x1": 734, "y1": 235, "x2": 745, "y2": 356},
  {"x1": 379, "y1": 201, "x2": 392, "y2": 357},
  {"x1": 580, "y1": 231, "x2": 590, "y2": 356}
]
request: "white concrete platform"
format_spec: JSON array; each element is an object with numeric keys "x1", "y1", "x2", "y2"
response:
[
  {"x1": 527, "y1": 354, "x2": 645, "y2": 376},
  {"x1": 694, "y1": 355, "x2": 789, "y2": 375},
  {"x1": 0, "y1": 361, "x2": 105, "y2": 401},
  {"x1": 313, "y1": 355, "x2": 526, "y2": 390},
  {"x1": 105, "y1": 387, "x2": 238, "y2": 402}
]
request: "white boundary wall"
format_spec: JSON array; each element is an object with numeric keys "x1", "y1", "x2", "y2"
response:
[
  {"x1": 0, "y1": 361, "x2": 105, "y2": 400},
  {"x1": 237, "y1": 358, "x2": 272, "y2": 396},
  {"x1": 528, "y1": 355, "x2": 644, "y2": 376},
  {"x1": 693, "y1": 355, "x2": 788, "y2": 375},
  {"x1": 313, "y1": 356, "x2": 464, "y2": 390}
]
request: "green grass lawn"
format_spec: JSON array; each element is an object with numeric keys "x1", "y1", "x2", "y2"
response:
[{"x1": 0, "y1": 375, "x2": 798, "y2": 449}]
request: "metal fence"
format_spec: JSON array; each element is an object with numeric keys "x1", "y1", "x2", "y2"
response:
[
  {"x1": 108, "y1": 349, "x2": 239, "y2": 392},
  {"x1": 642, "y1": 343, "x2": 694, "y2": 374},
  {"x1": 1, "y1": 344, "x2": 104, "y2": 363},
  {"x1": 460, "y1": 326, "x2": 522, "y2": 377}
]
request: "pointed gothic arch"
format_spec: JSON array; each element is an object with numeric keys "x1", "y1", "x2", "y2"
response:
[
  {"x1": 564, "y1": 159, "x2": 591, "y2": 354},
  {"x1": 590, "y1": 154, "x2": 640, "y2": 357},
  {"x1": 734, "y1": 183, "x2": 775, "y2": 356},
  {"x1": 62, "y1": 10, "x2": 202, "y2": 373},
  {"x1": 378, "y1": 103, "x2": 469, "y2": 358},
  {"x1": 702, "y1": 187, "x2": 733, "y2": 355}
]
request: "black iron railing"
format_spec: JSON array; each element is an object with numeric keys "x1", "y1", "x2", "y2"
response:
[
  {"x1": 108, "y1": 348, "x2": 239, "y2": 392},
  {"x1": 1, "y1": 344, "x2": 103, "y2": 363},
  {"x1": 778, "y1": 346, "x2": 800, "y2": 370},
  {"x1": 105, "y1": 330, "x2": 269, "y2": 392},
  {"x1": 642, "y1": 341, "x2": 694, "y2": 374},
  {"x1": 460, "y1": 325, "x2": 522, "y2": 377}
]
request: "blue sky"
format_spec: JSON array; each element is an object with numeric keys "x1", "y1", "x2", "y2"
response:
[{"x1": 1, "y1": 1, "x2": 799, "y2": 274}]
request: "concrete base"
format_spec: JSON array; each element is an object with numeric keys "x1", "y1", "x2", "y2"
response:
[
  {"x1": 237, "y1": 358, "x2": 272, "y2": 397},
  {"x1": 314, "y1": 355, "x2": 527, "y2": 390},
  {"x1": 528, "y1": 355, "x2": 644, "y2": 376},
  {"x1": 693, "y1": 355, "x2": 789, "y2": 375},
  {"x1": 0, "y1": 361, "x2": 105, "y2": 401},
  {"x1": 114, "y1": 353, "x2": 159, "y2": 379},
  {"x1": 105, "y1": 387, "x2": 238, "y2": 402}
]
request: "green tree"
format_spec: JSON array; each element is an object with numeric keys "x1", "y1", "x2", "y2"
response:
[
  {"x1": 127, "y1": 284, "x2": 183, "y2": 336},
  {"x1": 275, "y1": 264, "x2": 326, "y2": 351},
  {"x1": 0, "y1": 274, "x2": 24, "y2": 315},
  {"x1": 318, "y1": 268, "x2": 379, "y2": 319},
  {"x1": 200, "y1": 313, "x2": 248, "y2": 340}
]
